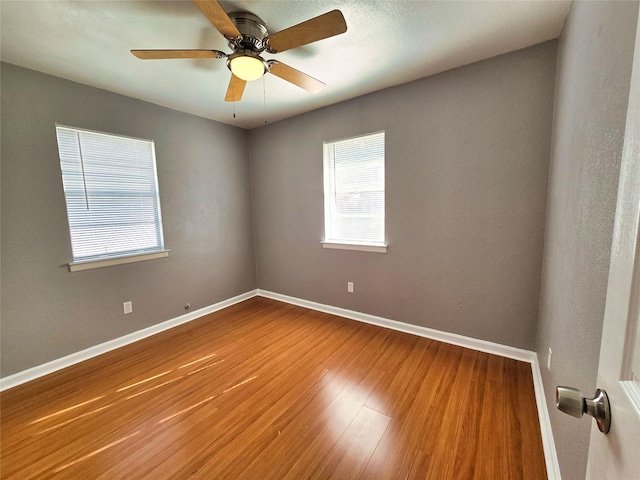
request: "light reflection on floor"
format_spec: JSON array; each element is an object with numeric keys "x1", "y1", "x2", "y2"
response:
[
  {"x1": 116, "y1": 370, "x2": 172, "y2": 392},
  {"x1": 125, "y1": 360, "x2": 225, "y2": 399},
  {"x1": 16, "y1": 351, "x2": 265, "y2": 475},
  {"x1": 222, "y1": 375, "x2": 258, "y2": 394},
  {"x1": 178, "y1": 353, "x2": 217, "y2": 369},
  {"x1": 158, "y1": 374, "x2": 259, "y2": 424},
  {"x1": 30, "y1": 352, "x2": 222, "y2": 439},
  {"x1": 38, "y1": 403, "x2": 115, "y2": 434},
  {"x1": 186, "y1": 359, "x2": 225, "y2": 376},
  {"x1": 319, "y1": 372, "x2": 393, "y2": 466},
  {"x1": 53, "y1": 430, "x2": 141, "y2": 473},
  {"x1": 30, "y1": 395, "x2": 105, "y2": 425},
  {"x1": 158, "y1": 394, "x2": 219, "y2": 424},
  {"x1": 125, "y1": 375, "x2": 187, "y2": 400}
]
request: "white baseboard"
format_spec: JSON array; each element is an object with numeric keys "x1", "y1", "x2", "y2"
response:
[
  {"x1": 0, "y1": 287, "x2": 559, "y2": 479},
  {"x1": 530, "y1": 354, "x2": 562, "y2": 480},
  {"x1": 258, "y1": 289, "x2": 536, "y2": 362},
  {"x1": 0, "y1": 289, "x2": 259, "y2": 392},
  {"x1": 257, "y1": 289, "x2": 561, "y2": 480}
]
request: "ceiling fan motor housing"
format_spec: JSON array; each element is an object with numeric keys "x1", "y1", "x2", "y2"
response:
[{"x1": 227, "y1": 11, "x2": 268, "y2": 51}]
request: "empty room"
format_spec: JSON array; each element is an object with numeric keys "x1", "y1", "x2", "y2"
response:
[{"x1": 2, "y1": 1, "x2": 640, "y2": 479}]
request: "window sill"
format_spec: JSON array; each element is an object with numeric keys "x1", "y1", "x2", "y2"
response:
[
  {"x1": 69, "y1": 250, "x2": 170, "y2": 272},
  {"x1": 321, "y1": 242, "x2": 388, "y2": 253}
]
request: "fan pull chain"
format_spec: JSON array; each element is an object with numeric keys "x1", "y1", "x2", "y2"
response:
[
  {"x1": 231, "y1": 78, "x2": 236, "y2": 118},
  {"x1": 263, "y1": 75, "x2": 268, "y2": 124}
]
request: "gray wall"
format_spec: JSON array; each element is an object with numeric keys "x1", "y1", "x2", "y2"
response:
[
  {"x1": 1, "y1": 63, "x2": 257, "y2": 377},
  {"x1": 536, "y1": 2, "x2": 639, "y2": 480},
  {"x1": 250, "y1": 42, "x2": 557, "y2": 351}
]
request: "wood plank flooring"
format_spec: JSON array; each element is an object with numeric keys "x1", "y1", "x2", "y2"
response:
[{"x1": 0, "y1": 297, "x2": 547, "y2": 479}]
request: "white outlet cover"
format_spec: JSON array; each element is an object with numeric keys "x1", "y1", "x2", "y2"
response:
[{"x1": 123, "y1": 301, "x2": 133, "y2": 314}]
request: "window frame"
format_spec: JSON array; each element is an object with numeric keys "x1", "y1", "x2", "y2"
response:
[
  {"x1": 55, "y1": 125, "x2": 169, "y2": 272},
  {"x1": 322, "y1": 131, "x2": 388, "y2": 253}
]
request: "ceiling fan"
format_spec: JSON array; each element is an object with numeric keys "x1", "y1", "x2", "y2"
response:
[{"x1": 131, "y1": 0, "x2": 347, "y2": 102}]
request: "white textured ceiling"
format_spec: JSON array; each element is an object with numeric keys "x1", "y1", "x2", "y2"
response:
[{"x1": 0, "y1": 1, "x2": 570, "y2": 129}]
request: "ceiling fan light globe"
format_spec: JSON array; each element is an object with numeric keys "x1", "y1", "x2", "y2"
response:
[{"x1": 230, "y1": 56, "x2": 265, "y2": 82}]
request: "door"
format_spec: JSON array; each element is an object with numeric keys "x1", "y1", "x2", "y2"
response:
[{"x1": 585, "y1": 8, "x2": 640, "y2": 478}]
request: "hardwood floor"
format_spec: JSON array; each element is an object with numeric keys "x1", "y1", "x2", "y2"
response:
[{"x1": 0, "y1": 297, "x2": 547, "y2": 479}]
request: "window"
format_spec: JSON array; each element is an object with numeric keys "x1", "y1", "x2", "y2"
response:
[
  {"x1": 323, "y1": 131, "x2": 386, "y2": 253},
  {"x1": 55, "y1": 125, "x2": 168, "y2": 271}
]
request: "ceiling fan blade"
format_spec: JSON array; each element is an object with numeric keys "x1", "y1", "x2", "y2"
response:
[
  {"x1": 131, "y1": 49, "x2": 225, "y2": 60},
  {"x1": 268, "y1": 61, "x2": 325, "y2": 94},
  {"x1": 193, "y1": 0, "x2": 241, "y2": 39},
  {"x1": 225, "y1": 74, "x2": 246, "y2": 102},
  {"x1": 265, "y1": 10, "x2": 347, "y2": 53}
]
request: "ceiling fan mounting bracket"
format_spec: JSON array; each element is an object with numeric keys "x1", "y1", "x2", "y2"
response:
[{"x1": 227, "y1": 11, "x2": 268, "y2": 53}]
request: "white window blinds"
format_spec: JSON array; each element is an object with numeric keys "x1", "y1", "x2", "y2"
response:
[
  {"x1": 323, "y1": 131, "x2": 385, "y2": 245},
  {"x1": 55, "y1": 125, "x2": 165, "y2": 263}
]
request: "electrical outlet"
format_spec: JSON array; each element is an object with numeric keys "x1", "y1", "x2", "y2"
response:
[
  {"x1": 547, "y1": 347, "x2": 552, "y2": 371},
  {"x1": 347, "y1": 282, "x2": 354, "y2": 293},
  {"x1": 123, "y1": 301, "x2": 133, "y2": 315}
]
